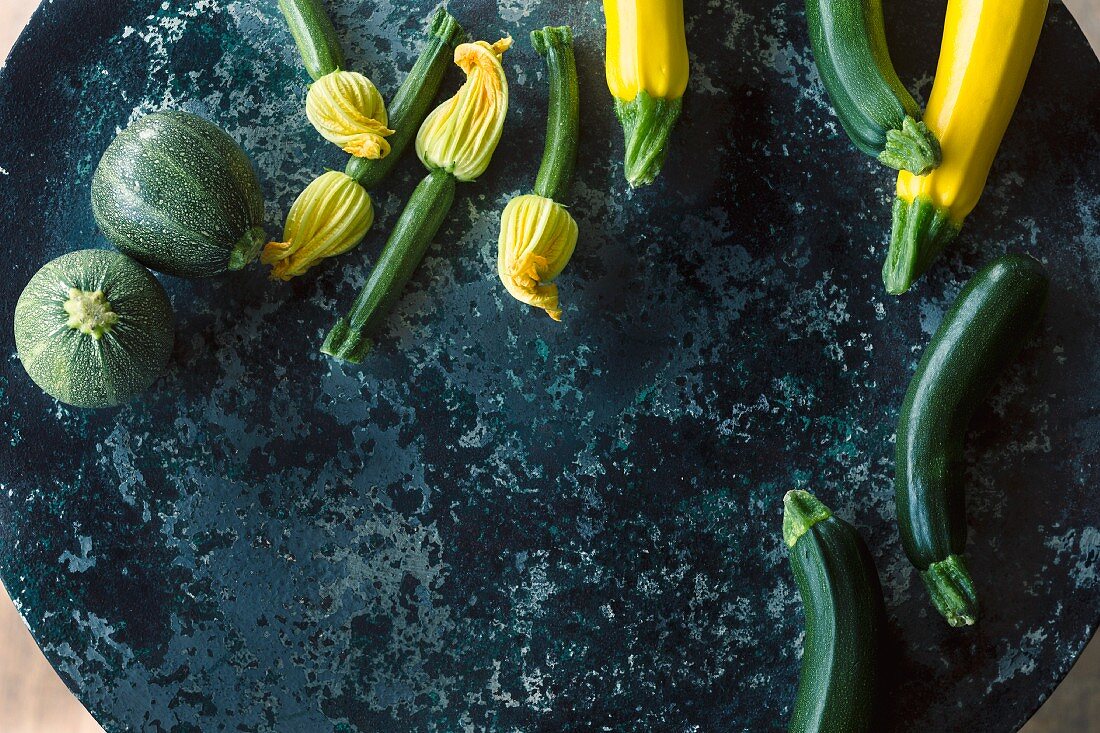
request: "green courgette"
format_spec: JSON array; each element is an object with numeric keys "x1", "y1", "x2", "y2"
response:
[
  {"x1": 323, "y1": 36, "x2": 512, "y2": 362},
  {"x1": 14, "y1": 249, "x2": 175, "y2": 409},
  {"x1": 345, "y1": 8, "x2": 464, "y2": 190},
  {"x1": 895, "y1": 253, "x2": 1049, "y2": 626},
  {"x1": 805, "y1": 0, "x2": 941, "y2": 174},
  {"x1": 322, "y1": 169, "x2": 456, "y2": 361},
  {"x1": 784, "y1": 490, "x2": 884, "y2": 733},
  {"x1": 278, "y1": 0, "x2": 345, "y2": 81},
  {"x1": 91, "y1": 111, "x2": 267, "y2": 278}
]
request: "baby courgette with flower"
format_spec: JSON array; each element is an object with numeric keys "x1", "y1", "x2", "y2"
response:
[
  {"x1": 895, "y1": 254, "x2": 1049, "y2": 626},
  {"x1": 323, "y1": 37, "x2": 513, "y2": 362},
  {"x1": 784, "y1": 490, "x2": 884, "y2": 733},
  {"x1": 497, "y1": 26, "x2": 579, "y2": 322},
  {"x1": 267, "y1": 7, "x2": 463, "y2": 279},
  {"x1": 805, "y1": 0, "x2": 940, "y2": 174},
  {"x1": 603, "y1": 0, "x2": 688, "y2": 187},
  {"x1": 883, "y1": 0, "x2": 1048, "y2": 294}
]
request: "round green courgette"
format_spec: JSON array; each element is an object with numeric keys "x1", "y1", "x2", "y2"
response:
[
  {"x1": 14, "y1": 249, "x2": 174, "y2": 409},
  {"x1": 91, "y1": 111, "x2": 266, "y2": 278},
  {"x1": 784, "y1": 490, "x2": 884, "y2": 733},
  {"x1": 895, "y1": 253, "x2": 1049, "y2": 627}
]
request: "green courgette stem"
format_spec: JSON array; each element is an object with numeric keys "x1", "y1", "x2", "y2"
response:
[
  {"x1": 345, "y1": 9, "x2": 464, "y2": 189},
  {"x1": 882, "y1": 195, "x2": 960, "y2": 295},
  {"x1": 921, "y1": 555, "x2": 979, "y2": 627},
  {"x1": 615, "y1": 92, "x2": 682, "y2": 188},
  {"x1": 278, "y1": 0, "x2": 346, "y2": 81},
  {"x1": 63, "y1": 288, "x2": 118, "y2": 340},
  {"x1": 879, "y1": 117, "x2": 942, "y2": 175},
  {"x1": 782, "y1": 490, "x2": 832, "y2": 548},
  {"x1": 531, "y1": 26, "x2": 579, "y2": 202},
  {"x1": 229, "y1": 226, "x2": 268, "y2": 271},
  {"x1": 322, "y1": 168, "x2": 457, "y2": 363}
]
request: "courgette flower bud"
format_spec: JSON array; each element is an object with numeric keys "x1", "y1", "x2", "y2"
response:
[
  {"x1": 416, "y1": 37, "x2": 512, "y2": 182},
  {"x1": 497, "y1": 194, "x2": 578, "y2": 321},
  {"x1": 306, "y1": 70, "x2": 395, "y2": 159},
  {"x1": 262, "y1": 171, "x2": 373, "y2": 281}
]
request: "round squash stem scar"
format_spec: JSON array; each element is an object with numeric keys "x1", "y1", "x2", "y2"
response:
[{"x1": 64, "y1": 288, "x2": 119, "y2": 339}]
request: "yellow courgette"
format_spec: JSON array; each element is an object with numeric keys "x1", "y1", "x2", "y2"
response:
[
  {"x1": 603, "y1": 0, "x2": 689, "y2": 187},
  {"x1": 883, "y1": 0, "x2": 1048, "y2": 294}
]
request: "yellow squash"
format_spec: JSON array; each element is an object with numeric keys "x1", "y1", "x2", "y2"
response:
[
  {"x1": 603, "y1": 0, "x2": 689, "y2": 187},
  {"x1": 883, "y1": 0, "x2": 1048, "y2": 295}
]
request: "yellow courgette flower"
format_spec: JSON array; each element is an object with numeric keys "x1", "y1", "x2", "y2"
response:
[
  {"x1": 497, "y1": 194, "x2": 578, "y2": 321},
  {"x1": 262, "y1": 171, "x2": 374, "y2": 281},
  {"x1": 306, "y1": 70, "x2": 395, "y2": 159},
  {"x1": 416, "y1": 37, "x2": 512, "y2": 182}
]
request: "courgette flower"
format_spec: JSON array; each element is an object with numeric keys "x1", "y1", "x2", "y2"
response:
[
  {"x1": 262, "y1": 171, "x2": 374, "y2": 281},
  {"x1": 416, "y1": 37, "x2": 512, "y2": 182},
  {"x1": 497, "y1": 194, "x2": 578, "y2": 321},
  {"x1": 306, "y1": 70, "x2": 395, "y2": 159}
]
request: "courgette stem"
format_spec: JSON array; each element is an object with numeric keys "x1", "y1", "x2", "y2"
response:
[
  {"x1": 321, "y1": 168, "x2": 457, "y2": 363},
  {"x1": 921, "y1": 555, "x2": 978, "y2": 627},
  {"x1": 879, "y1": 117, "x2": 941, "y2": 176},
  {"x1": 882, "y1": 195, "x2": 960, "y2": 295},
  {"x1": 531, "y1": 26, "x2": 579, "y2": 202},
  {"x1": 229, "y1": 226, "x2": 268, "y2": 271},
  {"x1": 278, "y1": 0, "x2": 346, "y2": 81},
  {"x1": 782, "y1": 490, "x2": 832, "y2": 548},
  {"x1": 345, "y1": 9, "x2": 464, "y2": 189},
  {"x1": 616, "y1": 92, "x2": 682, "y2": 188}
]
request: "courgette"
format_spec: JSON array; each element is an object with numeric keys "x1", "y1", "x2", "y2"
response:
[
  {"x1": 323, "y1": 37, "x2": 512, "y2": 362},
  {"x1": 883, "y1": 0, "x2": 1048, "y2": 294},
  {"x1": 345, "y1": 8, "x2": 464, "y2": 189},
  {"x1": 805, "y1": 0, "x2": 940, "y2": 174},
  {"x1": 14, "y1": 249, "x2": 175, "y2": 409},
  {"x1": 784, "y1": 490, "x2": 884, "y2": 733},
  {"x1": 278, "y1": 0, "x2": 345, "y2": 81},
  {"x1": 895, "y1": 253, "x2": 1049, "y2": 626},
  {"x1": 91, "y1": 111, "x2": 266, "y2": 278},
  {"x1": 496, "y1": 26, "x2": 580, "y2": 321}
]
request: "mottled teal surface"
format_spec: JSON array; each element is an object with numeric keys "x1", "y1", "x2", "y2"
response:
[{"x1": 0, "y1": 1, "x2": 1098, "y2": 732}]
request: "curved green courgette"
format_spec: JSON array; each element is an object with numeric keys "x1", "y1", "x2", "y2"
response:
[
  {"x1": 278, "y1": 0, "x2": 346, "y2": 81},
  {"x1": 784, "y1": 490, "x2": 884, "y2": 733},
  {"x1": 322, "y1": 168, "x2": 456, "y2": 362},
  {"x1": 895, "y1": 253, "x2": 1049, "y2": 626},
  {"x1": 531, "y1": 26, "x2": 579, "y2": 203},
  {"x1": 345, "y1": 9, "x2": 464, "y2": 189},
  {"x1": 805, "y1": 0, "x2": 940, "y2": 174}
]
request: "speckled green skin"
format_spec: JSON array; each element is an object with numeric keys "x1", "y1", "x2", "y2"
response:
[
  {"x1": 14, "y1": 250, "x2": 174, "y2": 409},
  {"x1": 0, "y1": 2, "x2": 1098, "y2": 732},
  {"x1": 91, "y1": 110, "x2": 267, "y2": 278}
]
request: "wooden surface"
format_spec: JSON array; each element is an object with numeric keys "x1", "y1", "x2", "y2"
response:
[{"x1": 0, "y1": 1, "x2": 1096, "y2": 732}]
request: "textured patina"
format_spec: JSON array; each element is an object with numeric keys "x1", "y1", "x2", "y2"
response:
[{"x1": 0, "y1": 1, "x2": 1098, "y2": 732}]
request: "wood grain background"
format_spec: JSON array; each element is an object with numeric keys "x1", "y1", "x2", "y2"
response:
[{"x1": 0, "y1": 1, "x2": 1096, "y2": 731}]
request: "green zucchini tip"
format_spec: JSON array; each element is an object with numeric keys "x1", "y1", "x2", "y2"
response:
[
  {"x1": 883, "y1": 195, "x2": 960, "y2": 295},
  {"x1": 228, "y1": 226, "x2": 267, "y2": 271},
  {"x1": 321, "y1": 317, "x2": 374, "y2": 364},
  {"x1": 782, "y1": 490, "x2": 832, "y2": 548},
  {"x1": 921, "y1": 555, "x2": 979, "y2": 627},
  {"x1": 531, "y1": 26, "x2": 573, "y2": 55}
]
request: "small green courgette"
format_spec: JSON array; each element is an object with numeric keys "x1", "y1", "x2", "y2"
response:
[
  {"x1": 784, "y1": 490, "x2": 884, "y2": 733},
  {"x1": 895, "y1": 253, "x2": 1049, "y2": 626},
  {"x1": 278, "y1": 0, "x2": 345, "y2": 81},
  {"x1": 805, "y1": 0, "x2": 940, "y2": 174},
  {"x1": 322, "y1": 169, "x2": 456, "y2": 361}
]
